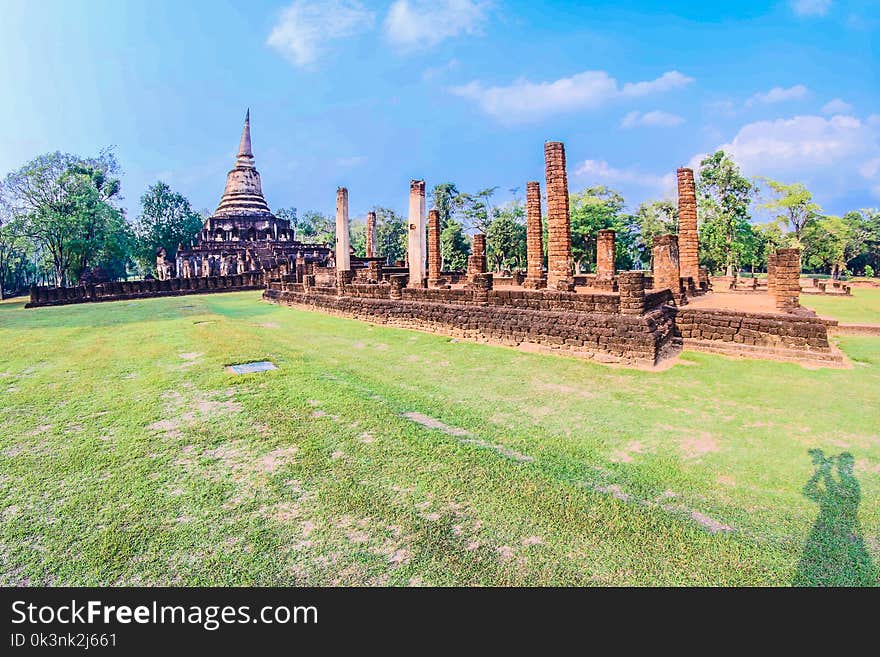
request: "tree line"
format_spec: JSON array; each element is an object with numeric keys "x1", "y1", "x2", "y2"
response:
[{"x1": 2, "y1": 148, "x2": 878, "y2": 298}]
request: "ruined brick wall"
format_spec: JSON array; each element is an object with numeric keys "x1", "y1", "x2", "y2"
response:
[
  {"x1": 596, "y1": 229, "x2": 615, "y2": 280},
  {"x1": 365, "y1": 211, "x2": 376, "y2": 258},
  {"x1": 427, "y1": 209, "x2": 443, "y2": 286},
  {"x1": 264, "y1": 285, "x2": 674, "y2": 364},
  {"x1": 467, "y1": 233, "x2": 487, "y2": 280},
  {"x1": 773, "y1": 248, "x2": 801, "y2": 312},
  {"x1": 673, "y1": 307, "x2": 835, "y2": 360},
  {"x1": 767, "y1": 252, "x2": 777, "y2": 293},
  {"x1": 652, "y1": 234, "x2": 682, "y2": 297},
  {"x1": 524, "y1": 181, "x2": 546, "y2": 289},
  {"x1": 26, "y1": 273, "x2": 266, "y2": 308},
  {"x1": 544, "y1": 142, "x2": 574, "y2": 290},
  {"x1": 677, "y1": 168, "x2": 700, "y2": 283}
]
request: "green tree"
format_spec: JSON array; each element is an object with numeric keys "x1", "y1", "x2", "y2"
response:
[
  {"x1": 456, "y1": 187, "x2": 498, "y2": 234},
  {"x1": 758, "y1": 179, "x2": 821, "y2": 245},
  {"x1": 3, "y1": 149, "x2": 126, "y2": 286},
  {"x1": 133, "y1": 181, "x2": 203, "y2": 276},
  {"x1": 629, "y1": 199, "x2": 678, "y2": 267},
  {"x1": 373, "y1": 207, "x2": 407, "y2": 265},
  {"x1": 569, "y1": 186, "x2": 635, "y2": 272},
  {"x1": 440, "y1": 219, "x2": 470, "y2": 271},
  {"x1": 296, "y1": 210, "x2": 334, "y2": 244},
  {"x1": 274, "y1": 207, "x2": 298, "y2": 237},
  {"x1": 431, "y1": 183, "x2": 460, "y2": 231},
  {"x1": 697, "y1": 150, "x2": 756, "y2": 276},
  {"x1": 486, "y1": 202, "x2": 526, "y2": 271}
]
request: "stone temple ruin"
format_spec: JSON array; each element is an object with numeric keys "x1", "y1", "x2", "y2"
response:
[
  {"x1": 264, "y1": 140, "x2": 841, "y2": 367},
  {"x1": 22, "y1": 114, "x2": 844, "y2": 367}
]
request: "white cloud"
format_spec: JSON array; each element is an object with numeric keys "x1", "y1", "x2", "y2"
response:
[
  {"x1": 385, "y1": 0, "x2": 491, "y2": 50},
  {"x1": 746, "y1": 85, "x2": 809, "y2": 106},
  {"x1": 574, "y1": 159, "x2": 676, "y2": 196},
  {"x1": 451, "y1": 69, "x2": 694, "y2": 123},
  {"x1": 791, "y1": 0, "x2": 832, "y2": 17},
  {"x1": 620, "y1": 110, "x2": 685, "y2": 129},
  {"x1": 267, "y1": 1, "x2": 375, "y2": 68},
  {"x1": 714, "y1": 113, "x2": 880, "y2": 201},
  {"x1": 822, "y1": 98, "x2": 853, "y2": 115},
  {"x1": 620, "y1": 71, "x2": 694, "y2": 98}
]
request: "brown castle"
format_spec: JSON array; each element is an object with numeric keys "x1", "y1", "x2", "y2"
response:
[{"x1": 166, "y1": 111, "x2": 333, "y2": 280}]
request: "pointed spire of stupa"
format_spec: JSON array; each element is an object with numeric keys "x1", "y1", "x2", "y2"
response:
[
  {"x1": 213, "y1": 109, "x2": 271, "y2": 217},
  {"x1": 235, "y1": 109, "x2": 254, "y2": 168}
]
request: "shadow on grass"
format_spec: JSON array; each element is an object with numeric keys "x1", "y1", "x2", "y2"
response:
[{"x1": 793, "y1": 449, "x2": 877, "y2": 586}]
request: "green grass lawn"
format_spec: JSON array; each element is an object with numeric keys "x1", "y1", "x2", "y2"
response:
[
  {"x1": 1, "y1": 291, "x2": 878, "y2": 586},
  {"x1": 803, "y1": 287, "x2": 880, "y2": 324}
]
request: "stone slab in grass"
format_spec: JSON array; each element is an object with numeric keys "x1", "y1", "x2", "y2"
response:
[{"x1": 226, "y1": 361, "x2": 278, "y2": 375}]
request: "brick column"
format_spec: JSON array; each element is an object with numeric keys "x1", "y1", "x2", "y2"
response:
[
  {"x1": 544, "y1": 142, "x2": 574, "y2": 291},
  {"x1": 596, "y1": 229, "x2": 616, "y2": 280},
  {"x1": 407, "y1": 180, "x2": 426, "y2": 288},
  {"x1": 767, "y1": 252, "x2": 777, "y2": 294},
  {"x1": 365, "y1": 211, "x2": 376, "y2": 258},
  {"x1": 471, "y1": 272, "x2": 493, "y2": 303},
  {"x1": 427, "y1": 209, "x2": 443, "y2": 287},
  {"x1": 773, "y1": 248, "x2": 801, "y2": 312},
  {"x1": 677, "y1": 167, "x2": 700, "y2": 283},
  {"x1": 390, "y1": 273, "x2": 407, "y2": 299},
  {"x1": 467, "y1": 233, "x2": 487, "y2": 281},
  {"x1": 523, "y1": 181, "x2": 546, "y2": 289},
  {"x1": 652, "y1": 234, "x2": 685, "y2": 303},
  {"x1": 335, "y1": 187, "x2": 351, "y2": 274},
  {"x1": 295, "y1": 251, "x2": 305, "y2": 283},
  {"x1": 618, "y1": 271, "x2": 647, "y2": 315}
]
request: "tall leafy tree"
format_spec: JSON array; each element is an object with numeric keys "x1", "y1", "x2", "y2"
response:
[
  {"x1": 696, "y1": 151, "x2": 756, "y2": 276},
  {"x1": 456, "y1": 187, "x2": 498, "y2": 234},
  {"x1": 431, "y1": 183, "x2": 459, "y2": 231},
  {"x1": 373, "y1": 206, "x2": 407, "y2": 265},
  {"x1": 296, "y1": 210, "x2": 334, "y2": 244},
  {"x1": 629, "y1": 200, "x2": 678, "y2": 267},
  {"x1": 569, "y1": 186, "x2": 635, "y2": 272},
  {"x1": 486, "y1": 202, "x2": 526, "y2": 271},
  {"x1": 133, "y1": 181, "x2": 203, "y2": 276},
  {"x1": 440, "y1": 219, "x2": 470, "y2": 271},
  {"x1": 3, "y1": 149, "x2": 125, "y2": 286},
  {"x1": 758, "y1": 179, "x2": 821, "y2": 245}
]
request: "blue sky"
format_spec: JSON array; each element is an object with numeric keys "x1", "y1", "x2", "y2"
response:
[{"x1": 0, "y1": 0, "x2": 877, "y2": 223}]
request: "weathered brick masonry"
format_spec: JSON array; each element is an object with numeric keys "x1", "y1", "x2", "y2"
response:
[
  {"x1": 365, "y1": 211, "x2": 376, "y2": 258},
  {"x1": 677, "y1": 167, "x2": 700, "y2": 284},
  {"x1": 773, "y1": 248, "x2": 802, "y2": 312},
  {"x1": 523, "y1": 181, "x2": 546, "y2": 289},
  {"x1": 596, "y1": 229, "x2": 616, "y2": 282},
  {"x1": 427, "y1": 209, "x2": 443, "y2": 287},
  {"x1": 27, "y1": 273, "x2": 265, "y2": 308},
  {"x1": 467, "y1": 234, "x2": 487, "y2": 281},
  {"x1": 672, "y1": 306, "x2": 838, "y2": 362},
  {"x1": 265, "y1": 276, "x2": 675, "y2": 364},
  {"x1": 544, "y1": 142, "x2": 574, "y2": 291}
]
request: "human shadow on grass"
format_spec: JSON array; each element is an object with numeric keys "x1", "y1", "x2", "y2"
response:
[{"x1": 793, "y1": 449, "x2": 877, "y2": 586}]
